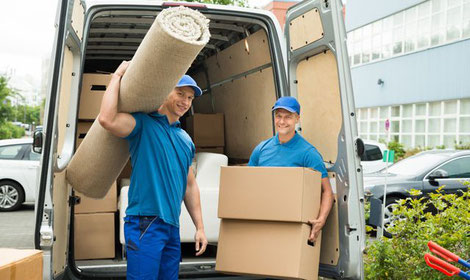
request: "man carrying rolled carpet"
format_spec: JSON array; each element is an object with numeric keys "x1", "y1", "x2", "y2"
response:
[
  {"x1": 99, "y1": 61, "x2": 207, "y2": 280},
  {"x1": 248, "y1": 96, "x2": 334, "y2": 243}
]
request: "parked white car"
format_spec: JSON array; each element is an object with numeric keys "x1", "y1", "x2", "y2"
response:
[
  {"x1": 361, "y1": 140, "x2": 389, "y2": 174},
  {"x1": 0, "y1": 138, "x2": 40, "y2": 211}
]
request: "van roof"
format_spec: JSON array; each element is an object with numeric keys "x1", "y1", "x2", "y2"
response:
[
  {"x1": 84, "y1": 0, "x2": 277, "y2": 18},
  {"x1": 82, "y1": 0, "x2": 284, "y2": 65}
]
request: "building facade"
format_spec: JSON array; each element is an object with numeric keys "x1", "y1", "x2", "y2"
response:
[
  {"x1": 345, "y1": 0, "x2": 470, "y2": 148},
  {"x1": 262, "y1": 0, "x2": 299, "y2": 28}
]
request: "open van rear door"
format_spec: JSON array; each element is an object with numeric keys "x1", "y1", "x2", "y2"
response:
[
  {"x1": 35, "y1": 0, "x2": 85, "y2": 278},
  {"x1": 285, "y1": 0, "x2": 365, "y2": 279}
]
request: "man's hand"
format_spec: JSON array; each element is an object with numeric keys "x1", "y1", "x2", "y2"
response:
[
  {"x1": 114, "y1": 60, "x2": 130, "y2": 77},
  {"x1": 307, "y1": 217, "x2": 326, "y2": 242},
  {"x1": 194, "y1": 229, "x2": 208, "y2": 256}
]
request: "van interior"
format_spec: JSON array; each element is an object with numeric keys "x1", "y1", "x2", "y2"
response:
[{"x1": 53, "y1": 4, "x2": 344, "y2": 278}]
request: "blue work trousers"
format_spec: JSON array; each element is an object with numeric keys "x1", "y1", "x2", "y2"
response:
[{"x1": 124, "y1": 215, "x2": 181, "y2": 280}]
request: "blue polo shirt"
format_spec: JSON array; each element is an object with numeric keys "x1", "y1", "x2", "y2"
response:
[
  {"x1": 248, "y1": 132, "x2": 328, "y2": 178},
  {"x1": 123, "y1": 112, "x2": 195, "y2": 227}
]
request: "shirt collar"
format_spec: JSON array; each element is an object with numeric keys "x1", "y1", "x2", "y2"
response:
[
  {"x1": 274, "y1": 131, "x2": 300, "y2": 147},
  {"x1": 149, "y1": 112, "x2": 181, "y2": 127}
]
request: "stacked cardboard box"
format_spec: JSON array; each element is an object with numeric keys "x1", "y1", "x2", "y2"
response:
[
  {"x1": 74, "y1": 119, "x2": 117, "y2": 260},
  {"x1": 74, "y1": 181, "x2": 117, "y2": 260},
  {"x1": 186, "y1": 113, "x2": 225, "y2": 154},
  {"x1": 79, "y1": 73, "x2": 112, "y2": 120},
  {"x1": 0, "y1": 249, "x2": 43, "y2": 280},
  {"x1": 76, "y1": 121, "x2": 93, "y2": 148},
  {"x1": 216, "y1": 167, "x2": 322, "y2": 280}
]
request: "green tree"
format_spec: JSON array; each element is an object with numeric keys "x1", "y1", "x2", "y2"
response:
[
  {"x1": 0, "y1": 76, "x2": 26, "y2": 139},
  {"x1": 12, "y1": 104, "x2": 41, "y2": 124},
  {"x1": 0, "y1": 76, "x2": 15, "y2": 125},
  {"x1": 185, "y1": 0, "x2": 248, "y2": 7}
]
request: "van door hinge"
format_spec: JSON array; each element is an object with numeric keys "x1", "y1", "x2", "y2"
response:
[{"x1": 68, "y1": 195, "x2": 80, "y2": 206}]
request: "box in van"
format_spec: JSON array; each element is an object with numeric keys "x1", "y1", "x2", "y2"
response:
[
  {"x1": 33, "y1": 0, "x2": 366, "y2": 279},
  {"x1": 218, "y1": 166, "x2": 321, "y2": 222},
  {"x1": 216, "y1": 219, "x2": 322, "y2": 279}
]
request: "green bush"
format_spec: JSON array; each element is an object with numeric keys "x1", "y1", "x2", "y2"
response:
[
  {"x1": 364, "y1": 184, "x2": 470, "y2": 279},
  {"x1": 455, "y1": 142, "x2": 470, "y2": 150},
  {"x1": 387, "y1": 141, "x2": 406, "y2": 162},
  {"x1": 0, "y1": 122, "x2": 25, "y2": 139}
]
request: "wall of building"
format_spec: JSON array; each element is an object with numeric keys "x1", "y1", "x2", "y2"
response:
[
  {"x1": 263, "y1": 0, "x2": 299, "y2": 29},
  {"x1": 345, "y1": 0, "x2": 426, "y2": 31},
  {"x1": 351, "y1": 38, "x2": 470, "y2": 108}
]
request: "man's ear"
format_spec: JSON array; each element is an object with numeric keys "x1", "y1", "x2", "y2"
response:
[{"x1": 295, "y1": 114, "x2": 300, "y2": 124}]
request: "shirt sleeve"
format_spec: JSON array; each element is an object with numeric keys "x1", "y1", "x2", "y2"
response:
[
  {"x1": 123, "y1": 112, "x2": 144, "y2": 140},
  {"x1": 248, "y1": 143, "x2": 262, "y2": 166},
  {"x1": 305, "y1": 148, "x2": 328, "y2": 178}
]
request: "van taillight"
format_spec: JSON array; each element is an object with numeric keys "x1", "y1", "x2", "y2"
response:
[{"x1": 162, "y1": 2, "x2": 207, "y2": 9}]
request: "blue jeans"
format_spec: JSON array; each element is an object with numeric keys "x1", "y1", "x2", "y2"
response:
[{"x1": 124, "y1": 215, "x2": 181, "y2": 280}]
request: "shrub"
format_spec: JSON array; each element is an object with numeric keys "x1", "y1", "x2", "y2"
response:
[
  {"x1": 0, "y1": 122, "x2": 25, "y2": 140},
  {"x1": 455, "y1": 142, "x2": 470, "y2": 150},
  {"x1": 387, "y1": 141, "x2": 406, "y2": 162},
  {"x1": 364, "y1": 184, "x2": 470, "y2": 279}
]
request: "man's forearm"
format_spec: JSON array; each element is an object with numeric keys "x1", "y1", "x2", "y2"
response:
[
  {"x1": 184, "y1": 183, "x2": 204, "y2": 231},
  {"x1": 317, "y1": 178, "x2": 334, "y2": 222},
  {"x1": 98, "y1": 74, "x2": 121, "y2": 125}
]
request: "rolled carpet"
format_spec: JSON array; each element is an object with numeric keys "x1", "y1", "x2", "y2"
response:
[{"x1": 66, "y1": 6, "x2": 210, "y2": 198}]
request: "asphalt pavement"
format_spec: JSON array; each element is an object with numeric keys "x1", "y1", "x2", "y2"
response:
[{"x1": 0, "y1": 203, "x2": 35, "y2": 249}]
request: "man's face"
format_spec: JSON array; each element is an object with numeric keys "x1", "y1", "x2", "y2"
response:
[
  {"x1": 164, "y1": 86, "x2": 195, "y2": 117},
  {"x1": 274, "y1": 108, "x2": 299, "y2": 136}
]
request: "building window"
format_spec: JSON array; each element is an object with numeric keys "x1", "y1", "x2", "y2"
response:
[
  {"x1": 348, "y1": 0, "x2": 470, "y2": 66},
  {"x1": 356, "y1": 98, "x2": 470, "y2": 148}
]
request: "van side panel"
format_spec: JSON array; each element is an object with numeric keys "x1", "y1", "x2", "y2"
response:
[
  {"x1": 57, "y1": 47, "x2": 74, "y2": 153},
  {"x1": 212, "y1": 68, "x2": 276, "y2": 159},
  {"x1": 192, "y1": 29, "x2": 277, "y2": 159},
  {"x1": 320, "y1": 192, "x2": 339, "y2": 265},
  {"x1": 192, "y1": 94, "x2": 213, "y2": 114},
  {"x1": 52, "y1": 171, "x2": 71, "y2": 277},
  {"x1": 297, "y1": 50, "x2": 342, "y2": 164},
  {"x1": 205, "y1": 30, "x2": 271, "y2": 84}
]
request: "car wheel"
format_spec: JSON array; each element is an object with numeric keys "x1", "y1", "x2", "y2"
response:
[{"x1": 0, "y1": 181, "x2": 25, "y2": 211}]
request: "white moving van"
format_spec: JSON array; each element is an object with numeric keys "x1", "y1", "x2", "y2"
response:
[{"x1": 33, "y1": 0, "x2": 366, "y2": 279}]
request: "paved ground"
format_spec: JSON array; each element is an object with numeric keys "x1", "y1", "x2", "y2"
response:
[{"x1": 0, "y1": 203, "x2": 35, "y2": 249}]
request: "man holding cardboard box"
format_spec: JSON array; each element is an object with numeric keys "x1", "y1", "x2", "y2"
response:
[
  {"x1": 248, "y1": 96, "x2": 334, "y2": 242},
  {"x1": 98, "y1": 61, "x2": 208, "y2": 279}
]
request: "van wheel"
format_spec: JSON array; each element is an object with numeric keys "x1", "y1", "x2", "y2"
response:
[{"x1": 0, "y1": 181, "x2": 24, "y2": 211}]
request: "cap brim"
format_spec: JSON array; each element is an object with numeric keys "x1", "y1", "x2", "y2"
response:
[
  {"x1": 177, "y1": 83, "x2": 203, "y2": 97},
  {"x1": 272, "y1": 105, "x2": 298, "y2": 114}
]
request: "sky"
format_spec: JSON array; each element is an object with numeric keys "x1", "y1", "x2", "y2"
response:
[
  {"x1": 0, "y1": 0, "x2": 271, "y2": 88},
  {"x1": 0, "y1": 0, "x2": 59, "y2": 87}
]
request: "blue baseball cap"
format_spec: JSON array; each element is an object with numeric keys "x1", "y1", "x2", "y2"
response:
[
  {"x1": 176, "y1": 75, "x2": 203, "y2": 97},
  {"x1": 272, "y1": 96, "x2": 300, "y2": 115}
]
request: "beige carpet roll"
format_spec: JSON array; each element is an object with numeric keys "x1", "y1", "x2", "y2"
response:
[
  {"x1": 66, "y1": 6, "x2": 210, "y2": 198},
  {"x1": 120, "y1": 6, "x2": 210, "y2": 112}
]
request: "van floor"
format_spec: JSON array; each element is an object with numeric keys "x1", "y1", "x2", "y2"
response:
[{"x1": 75, "y1": 259, "x2": 264, "y2": 279}]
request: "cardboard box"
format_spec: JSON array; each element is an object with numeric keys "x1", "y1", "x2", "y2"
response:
[
  {"x1": 216, "y1": 219, "x2": 321, "y2": 280},
  {"x1": 79, "y1": 73, "x2": 111, "y2": 119},
  {"x1": 196, "y1": 146, "x2": 224, "y2": 154},
  {"x1": 186, "y1": 113, "x2": 224, "y2": 147},
  {"x1": 76, "y1": 121, "x2": 93, "y2": 148},
  {"x1": 74, "y1": 181, "x2": 117, "y2": 214},
  {"x1": 218, "y1": 167, "x2": 321, "y2": 223},
  {"x1": 74, "y1": 213, "x2": 115, "y2": 260},
  {"x1": 0, "y1": 249, "x2": 43, "y2": 280}
]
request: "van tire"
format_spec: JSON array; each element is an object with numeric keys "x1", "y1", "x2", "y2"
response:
[{"x1": 0, "y1": 180, "x2": 24, "y2": 212}]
